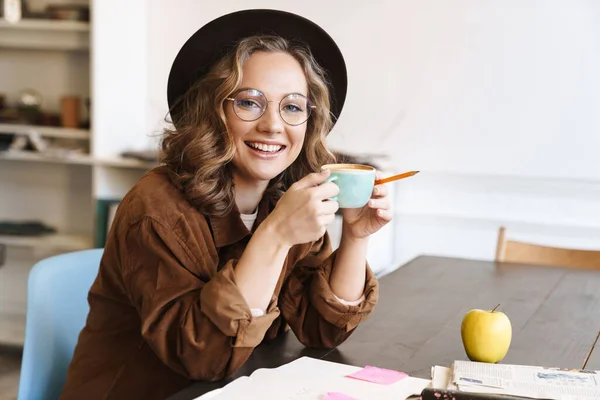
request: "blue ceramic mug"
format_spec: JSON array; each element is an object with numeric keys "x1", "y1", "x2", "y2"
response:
[{"x1": 321, "y1": 164, "x2": 376, "y2": 208}]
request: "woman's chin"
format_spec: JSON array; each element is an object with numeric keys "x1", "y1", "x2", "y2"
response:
[
  {"x1": 235, "y1": 167, "x2": 283, "y2": 184},
  {"x1": 252, "y1": 170, "x2": 283, "y2": 182},
  {"x1": 233, "y1": 156, "x2": 294, "y2": 184}
]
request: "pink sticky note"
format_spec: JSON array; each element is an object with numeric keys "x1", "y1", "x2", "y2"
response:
[
  {"x1": 346, "y1": 365, "x2": 408, "y2": 385},
  {"x1": 323, "y1": 392, "x2": 358, "y2": 400}
]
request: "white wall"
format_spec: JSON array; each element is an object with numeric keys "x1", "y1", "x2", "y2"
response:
[
  {"x1": 394, "y1": 171, "x2": 600, "y2": 266},
  {"x1": 382, "y1": 1, "x2": 600, "y2": 181},
  {"x1": 143, "y1": 1, "x2": 600, "y2": 269},
  {"x1": 91, "y1": 0, "x2": 149, "y2": 158}
]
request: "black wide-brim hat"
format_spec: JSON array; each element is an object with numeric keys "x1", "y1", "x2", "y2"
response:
[{"x1": 167, "y1": 9, "x2": 347, "y2": 125}]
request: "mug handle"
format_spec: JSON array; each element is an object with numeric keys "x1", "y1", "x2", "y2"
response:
[{"x1": 324, "y1": 175, "x2": 338, "y2": 201}]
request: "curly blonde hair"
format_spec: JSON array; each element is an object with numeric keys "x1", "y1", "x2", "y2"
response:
[{"x1": 160, "y1": 35, "x2": 338, "y2": 217}]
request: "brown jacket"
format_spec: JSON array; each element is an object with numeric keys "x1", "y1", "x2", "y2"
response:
[{"x1": 60, "y1": 167, "x2": 378, "y2": 400}]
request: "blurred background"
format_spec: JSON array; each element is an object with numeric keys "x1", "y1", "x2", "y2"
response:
[{"x1": 0, "y1": 0, "x2": 599, "y2": 398}]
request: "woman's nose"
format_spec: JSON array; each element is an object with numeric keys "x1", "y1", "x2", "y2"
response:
[{"x1": 257, "y1": 102, "x2": 284, "y2": 134}]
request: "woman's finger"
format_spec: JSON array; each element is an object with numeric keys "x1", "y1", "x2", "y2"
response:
[
  {"x1": 319, "y1": 199, "x2": 340, "y2": 216},
  {"x1": 368, "y1": 197, "x2": 391, "y2": 210},
  {"x1": 376, "y1": 209, "x2": 393, "y2": 222},
  {"x1": 317, "y1": 213, "x2": 336, "y2": 227},
  {"x1": 372, "y1": 184, "x2": 388, "y2": 198}
]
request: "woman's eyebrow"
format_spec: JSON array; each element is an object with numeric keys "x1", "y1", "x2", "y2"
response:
[{"x1": 235, "y1": 87, "x2": 309, "y2": 98}]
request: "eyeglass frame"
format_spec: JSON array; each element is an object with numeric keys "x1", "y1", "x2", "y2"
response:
[{"x1": 224, "y1": 88, "x2": 316, "y2": 126}]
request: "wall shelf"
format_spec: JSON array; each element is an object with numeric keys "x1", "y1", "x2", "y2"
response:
[
  {"x1": 0, "y1": 150, "x2": 156, "y2": 169},
  {"x1": 0, "y1": 123, "x2": 90, "y2": 140},
  {"x1": 0, "y1": 150, "x2": 95, "y2": 165},
  {"x1": 0, "y1": 19, "x2": 90, "y2": 31},
  {"x1": 95, "y1": 157, "x2": 157, "y2": 169},
  {"x1": 0, "y1": 233, "x2": 92, "y2": 251},
  {"x1": 0, "y1": 19, "x2": 90, "y2": 51}
]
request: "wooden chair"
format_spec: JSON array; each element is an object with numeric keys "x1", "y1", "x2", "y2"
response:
[{"x1": 495, "y1": 226, "x2": 600, "y2": 269}]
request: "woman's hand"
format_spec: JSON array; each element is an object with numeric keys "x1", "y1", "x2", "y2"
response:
[
  {"x1": 265, "y1": 170, "x2": 339, "y2": 247},
  {"x1": 341, "y1": 171, "x2": 393, "y2": 239}
]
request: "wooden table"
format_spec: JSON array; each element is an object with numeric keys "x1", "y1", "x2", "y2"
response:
[{"x1": 168, "y1": 255, "x2": 600, "y2": 399}]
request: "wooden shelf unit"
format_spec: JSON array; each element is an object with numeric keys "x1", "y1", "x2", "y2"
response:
[{"x1": 0, "y1": 18, "x2": 90, "y2": 51}]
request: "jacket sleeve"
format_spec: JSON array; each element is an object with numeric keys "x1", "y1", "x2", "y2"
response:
[
  {"x1": 278, "y1": 233, "x2": 379, "y2": 349},
  {"x1": 120, "y1": 216, "x2": 279, "y2": 381}
]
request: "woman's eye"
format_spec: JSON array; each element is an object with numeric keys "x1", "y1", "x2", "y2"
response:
[
  {"x1": 283, "y1": 104, "x2": 303, "y2": 112},
  {"x1": 237, "y1": 99, "x2": 261, "y2": 108}
]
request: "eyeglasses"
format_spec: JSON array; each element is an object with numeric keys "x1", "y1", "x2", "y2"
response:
[{"x1": 225, "y1": 89, "x2": 315, "y2": 126}]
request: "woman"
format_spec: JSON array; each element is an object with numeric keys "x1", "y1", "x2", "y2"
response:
[{"x1": 60, "y1": 9, "x2": 392, "y2": 400}]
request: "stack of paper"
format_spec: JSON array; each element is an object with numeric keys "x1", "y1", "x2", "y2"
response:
[
  {"x1": 196, "y1": 357, "x2": 431, "y2": 400},
  {"x1": 431, "y1": 360, "x2": 600, "y2": 400}
]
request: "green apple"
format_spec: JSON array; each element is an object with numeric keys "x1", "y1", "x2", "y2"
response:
[{"x1": 460, "y1": 305, "x2": 512, "y2": 363}]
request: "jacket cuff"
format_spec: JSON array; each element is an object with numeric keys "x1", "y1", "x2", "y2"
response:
[
  {"x1": 309, "y1": 251, "x2": 378, "y2": 332},
  {"x1": 200, "y1": 261, "x2": 280, "y2": 348}
]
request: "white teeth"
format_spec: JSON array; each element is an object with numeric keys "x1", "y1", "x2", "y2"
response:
[{"x1": 248, "y1": 142, "x2": 283, "y2": 153}]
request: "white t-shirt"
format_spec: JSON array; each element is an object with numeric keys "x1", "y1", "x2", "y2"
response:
[
  {"x1": 240, "y1": 209, "x2": 259, "y2": 231},
  {"x1": 239, "y1": 210, "x2": 365, "y2": 317}
]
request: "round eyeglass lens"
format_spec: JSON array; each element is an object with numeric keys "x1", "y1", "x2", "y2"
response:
[{"x1": 231, "y1": 90, "x2": 312, "y2": 125}]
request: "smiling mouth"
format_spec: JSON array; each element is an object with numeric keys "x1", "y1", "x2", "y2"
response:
[{"x1": 245, "y1": 142, "x2": 286, "y2": 154}]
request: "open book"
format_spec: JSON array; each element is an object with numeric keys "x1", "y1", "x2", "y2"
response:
[
  {"x1": 196, "y1": 357, "x2": 431, "y2": 400},
  {"x1": 431, "y1": 360, "x2": 600, "y2": 400}
]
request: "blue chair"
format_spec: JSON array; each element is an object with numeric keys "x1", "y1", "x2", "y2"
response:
[{"x1": 17, "y1": 248, "x2": 104, "y2": 400}]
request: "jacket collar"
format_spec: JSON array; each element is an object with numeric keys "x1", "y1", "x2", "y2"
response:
[{"x1": 208, "y1": 195, "x2": 272, "y2": 248}]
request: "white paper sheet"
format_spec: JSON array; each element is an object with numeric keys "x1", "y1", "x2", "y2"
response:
[{"x1": 195, "y1": 357, "x2": 430, "y2": 400}]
